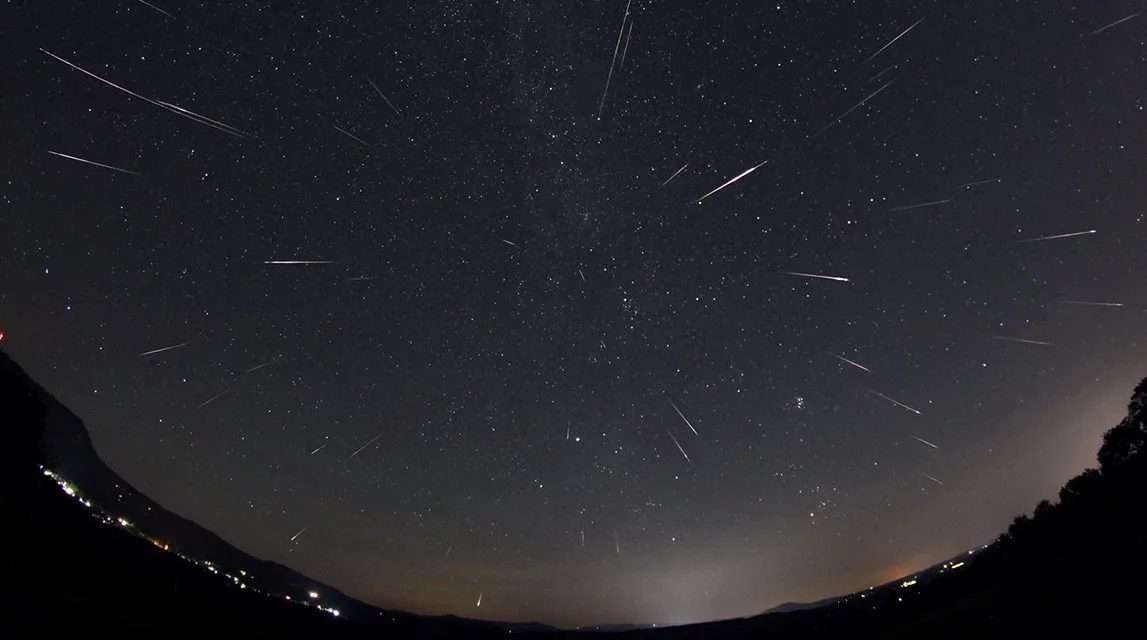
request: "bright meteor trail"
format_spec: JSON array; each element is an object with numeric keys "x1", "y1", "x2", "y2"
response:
[
  {"x1": 367, "y1": 78, "x2": 402, "y2": 116},
  {"x1": 780, "y1": 271, "x2": 850, "y2": 283},
  {"x1": 865, "y1": 18, "x2": 923, "y2": 63},
  {"x1": 660, "y1": 163, "x2": 688, "y2": 187},
  {"x1": 1016, "y1": 229, "x2": 1096, "y2": 243},
  {"x1": 911, "y1": 435, "x2": 939, "y2": 449},
  {"x1": 830, "y1": 353, "x2": 871, "y2": 372},
  {"x1": 666, "y1": 430, "x2": 691, "y2": 463},
  {"x1": 137, "y1": 342, "x2": 188, "y2": 357},
  {"x1": 135, "y1": 0, "x2": 172, "y2": 18},
  {"x1": 1058, "y1": 300, "x2": 1124, "y2": 307},
  {"x1": 668, "y1": 398, "x2": 699, "y2": 436},
  {"x1": 695, "y1": 160, "x2": 767, "y2": 204},
  {"x1": 48, "y1": 151, "x2": 140, "y2": 176},
  {"x1": 992, "y1": 336, "x2": 1052, "y2": 346},
  {"x1": 866, "y1": 388, "x2": 922, "y2": 415},
  {"x1": 41, "y1": 49, "x2": 243, "y2": 137},
  {"x1": 351, "y1": 434, "x2": 382, "y2": 458}
]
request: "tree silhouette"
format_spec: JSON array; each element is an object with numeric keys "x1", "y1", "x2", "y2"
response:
[
  {"x1": 1097, "y1": 379, "x2": 1147, "y2": 474},
  {"x1": 1057, "y1": 468, "x2": 1102, "y2": 503},
  {"x1": 1129, "y1": 377, "x2": 1147, "y2": 415},
  {"x1": 1097, "y1": 416, "x2": 1143, "y2": 473},
  {"x1": 990, "y1": 375, "x2": 1147, "y2": 570}
]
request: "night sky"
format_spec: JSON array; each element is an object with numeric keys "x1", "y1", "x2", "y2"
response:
[{"x1": 3, "y1": 0, "x2": 1147, "y2": 628}]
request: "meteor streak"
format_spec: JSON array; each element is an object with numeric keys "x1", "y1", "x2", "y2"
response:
[
  {"x1": 865, "y1": 388, "x2": 922, "y2": 415},
  {"x1": 810, "y1": 81, "x2": 893, "y2": 139},
  {"x1": 911, "y1": 435, "x2": 938, "y2": 449},
  {"x1": 501, "y1": 239, "x2": 518, "y2": 248},
  {"x1": 620, "y1": 21, "x2": 634, "y2": 70},
  {"x1": 290, "y1": 527, "x2": 308, "y2": 542},
  {"x1": 41, "y1": 48, "x2": 154, "y2": 104},
  {"x1": 830, "y1": 353, "x2": 871, "y2": 372},
  {"x1": 138, "y1": 342, "x2": 188, "y2": 356},
  {"x1": 955, "y1": 178, "x2": 1000, "y2": 189},
  {"x1": 310, "y1": 443, "x2": 328, "y2": 456},
  {"x1": 367, "y1": 78, "x2": 402, "y2": 116},
  {"x1": 351, "y1": 434, "x2": 382, "y2": 458},
  {"x1": 865, "y1": 64, "x2": 895, "y2": 84},
  {"x1": 1058, "y1": 300, "x2": 1124, "y2": 307},
  {"x1": 992, "y1": 335, "x2": 1052, "y2": 346},
  {"x1": 865, "y1": 18, "x2": 923, "y2": 63},
  {"x1": 668, "y1": 398, "x2": 699, "y2": 436},
  {"x1": 922, "y1": 473, "x2": 945, "y2": 486},
  {"x1": 333, "y1": 125, "x2": 373, "y2": 148},
  {"x1": 780, "y1": 271, "x2": 850, "y2": 282},
  {"x1": 136, "y1": 0, "x2": 172, "y2": 18},
  {"x1": 597, "y1": 0, "x2": 632, "y2": 119},
  {"x1": 48, "y1": 150, "x2": 140, "y2": 175},
  {"x1": 660, "y1": 163, "x2": 688, "y2": 187},
  {"x1": 245, "y1": 358, "x2": 280, "y2": 373},
  {"x1": 695, "y1": 160, "x2": 768, "y2": 204},
  {"x1": 476, "y1": 592, "x2": 483, "y2": 607},
  {"x1": 156, "y1": 101, "x2": 246, "y2": 137},
  {"x1": 264, "y1": 260, "x2": 336, "y2": 265},
  {"x1": 889, "y1": 198, "x2": 951, "y2": 212},
  {"x1": 1016, "y1": 229, "x2": 1095, "y2": 243},
  {"x1": 197, "y1": 390, "x2": 229, "y2": 408},
  {"x1": 1088, "y1": 13, "x2": 1139, "y2": 36},
  {"x1": 41, "y1": 49, "x2": 243, "y2": 137},
  {"x1": 666, "y1": 430, "x2": 691, "y2": 463}
]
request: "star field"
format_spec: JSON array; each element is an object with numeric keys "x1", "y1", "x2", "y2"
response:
[{"x1": 3, "y1": 0, "x2": 1147, "y2": 628}]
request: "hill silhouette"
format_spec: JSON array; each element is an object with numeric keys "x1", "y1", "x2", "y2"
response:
[
  {"x1": 0, "y1": 349, "x2": 537, "y2": 638},
  {"x1": 3, "y1": 347, "x2": 1146, "y2": 637},
  {"x1": 25, "y1": 354, "x2": 386, "y2": 621}
]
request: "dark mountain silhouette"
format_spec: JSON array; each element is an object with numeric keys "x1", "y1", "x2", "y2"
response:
[
  {"x1": 4, "y1": 345, "x2": 1147, "y2": 638},
  {"x1": 0, "y1": 349, "x2": 534, "y2": 638},
  {"x1": 4, "y1": 350, "x2": 377, "y2": 616},
  {"x1": 33, "y1": 372, "x2": 383, "y2": 618},
  {"x1": 763, "y1": 596, "x2": 842, "y2": 615}
]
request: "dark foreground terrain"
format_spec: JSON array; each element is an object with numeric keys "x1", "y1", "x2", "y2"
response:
[{"x1": 3, "y1": 347, "x2": 1146, "y2": 638}]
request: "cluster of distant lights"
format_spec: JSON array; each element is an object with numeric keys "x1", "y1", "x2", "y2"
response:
[
  {"x1": 39, "y1": 466, "x2": 339, "y2": 618},
  {"x1": 41, "y1": 464, "x2": 996, "y2": 624},
  {"x1": 847, "y1": 549, "x2": 978, "y2": 606}
]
